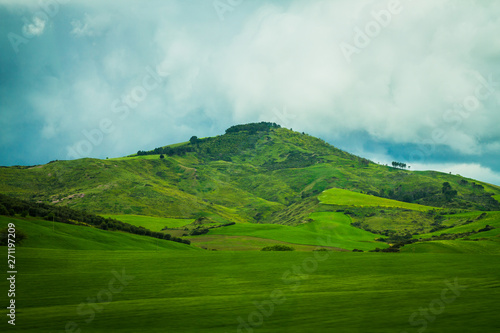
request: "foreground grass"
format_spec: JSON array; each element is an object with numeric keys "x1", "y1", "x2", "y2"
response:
[
  {"x1": 401, "y1": 240, "x2": 500, "y2": 254},
  {"x1": 186, "y1": 234, "x2": 347, "y2": 251},
  {"x1": 0, "y1": 248, "x2": 498, "y2": 332}
]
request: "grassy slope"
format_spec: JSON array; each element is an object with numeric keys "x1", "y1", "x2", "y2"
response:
[
  {"x1": 414, "y1": 211, "x2": 500, "y2": 239},
  {"x1": 0, "y1": 248, "x2": 498, "y2": 332},
  {"x1": 0, "y1": 216, "x2": 198, "y2": 251},
  {"x1": 208, "y1": 212, "x2": 387, "y2": 251},
  {"x1": 319, "y1": 188, "x2": 434, "y2": 211},
  {"x1": 101, "y1": 214, "x2": 194, "y2": 231},
  {"x1": 494, "y1": 194, "x2": 500, "y2": 203}
]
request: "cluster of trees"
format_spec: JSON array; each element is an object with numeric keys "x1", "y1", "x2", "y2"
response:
[
  {"x1": 225, "y1": 122, "x2": 281, "y2": 134},
  {"x1": 385, "y1": 185, "x2": 439, "y2": 203},
  {"x1": 137, "y1": 145, "x2": 196, "y2": 157},
  {"x1": 391, "y1": 161, "x2": 408, "y2": 169},
  {"x1": 370, "y1": 246, "x2": 402, "y2": 253},
  {"x1": 186, "y1": 221, "x2": 235, "y2": 236},
  {"x1": 442, "y1": 182, "x2": 458, "y2": 201},
  {"x1": 261, "y1": 244, "x2": 295, "y2": 251},
  {"x1": 0, "y1": 194, "x2": 190, "y2": 245},
  {"x1": 376, "y1": 232, "x2": 417, "y2": 244}
]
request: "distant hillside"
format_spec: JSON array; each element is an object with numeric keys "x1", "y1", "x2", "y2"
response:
[{"x1": 1, "y1": 122, "x2": 499, "y2": 229}]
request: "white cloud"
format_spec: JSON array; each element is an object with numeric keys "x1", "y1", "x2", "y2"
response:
[
  {"x1": 411, "y1": 162, "x2": 500, "y2": 186},
  {"x1": 176, "y1": 0, "x2": 500, "y2": 156},
  {"x1": 22, "y1": 16, "x2": 46, "y2": 36},
  {"x1": 5, "y1": 0, "x2": 500, "y2": 179}
]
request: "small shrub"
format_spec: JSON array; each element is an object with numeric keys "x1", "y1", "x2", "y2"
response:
[
  {"x1": 261, "y1": 245, "x2": 295, "y2": 251},
  {"x1": 189, "y1": 227, "x2": 209, "y2": 236}
]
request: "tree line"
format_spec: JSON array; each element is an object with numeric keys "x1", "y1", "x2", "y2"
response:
[
  {"x1": 136, "y1": 122, "x2": 281, "y2": 158},
  {"x1": 391, "y1": 161, "x2": 408, "y2": 169},
  {"x1": 225, "y1": 122, "x2": 281, "y2": 134},
  {"x1": 137, "y1": 145, "x2": 195, "y2": 157},
  {"x1": 0, "y1": 194, "x2": 190, "y2": 245}
]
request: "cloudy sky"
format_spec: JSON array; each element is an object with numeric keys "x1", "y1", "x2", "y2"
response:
[{"x1": 1, "y1": 0, "x2": 499, "y2": 185}]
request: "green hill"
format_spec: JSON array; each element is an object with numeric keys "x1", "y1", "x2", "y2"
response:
[
  {"x1": 1, "y1": 122, "x2": 499, "y2": 252},
  {"x1": 1, "y1": 123, "x2": 498, "y2": 222}
]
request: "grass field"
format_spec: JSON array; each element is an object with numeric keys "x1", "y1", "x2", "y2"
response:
[
  {"x1": 0, "y1": 248, "x2": 498, "y2": 332},
  {"x1": 207, "y1": 212, "x2": 387, "y2": 251},
  {"x1": 101, "y1": 214, "x2": 194, "y2": 231},
  {"x1": 401, "y1": 240, "x2": 500, "y2": 254},
  {"x1": 186, "y1": 234, "x2": 347, "y2": 251},
  {"x1": 319, "y1": 188, "x2": 434, "y2": 211}
]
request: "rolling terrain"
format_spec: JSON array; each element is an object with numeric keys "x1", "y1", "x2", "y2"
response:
[
  {"x1": 1, "y1": 122, "x2": 500, "y2": 253},
  {"x1": 1, "y1": 122, "x2": 499, "y2": 332}
]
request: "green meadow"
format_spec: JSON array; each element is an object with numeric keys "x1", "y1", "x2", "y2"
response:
[
  {"x1": 207, "y1": 212, "x2": 387, "y2": 251},
  {"x1": 401, "y1": 239, "x2": 500, "y2": 254},
  {"x1": 0, "y1": 247, "x2": 498, "y2": 332}
]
